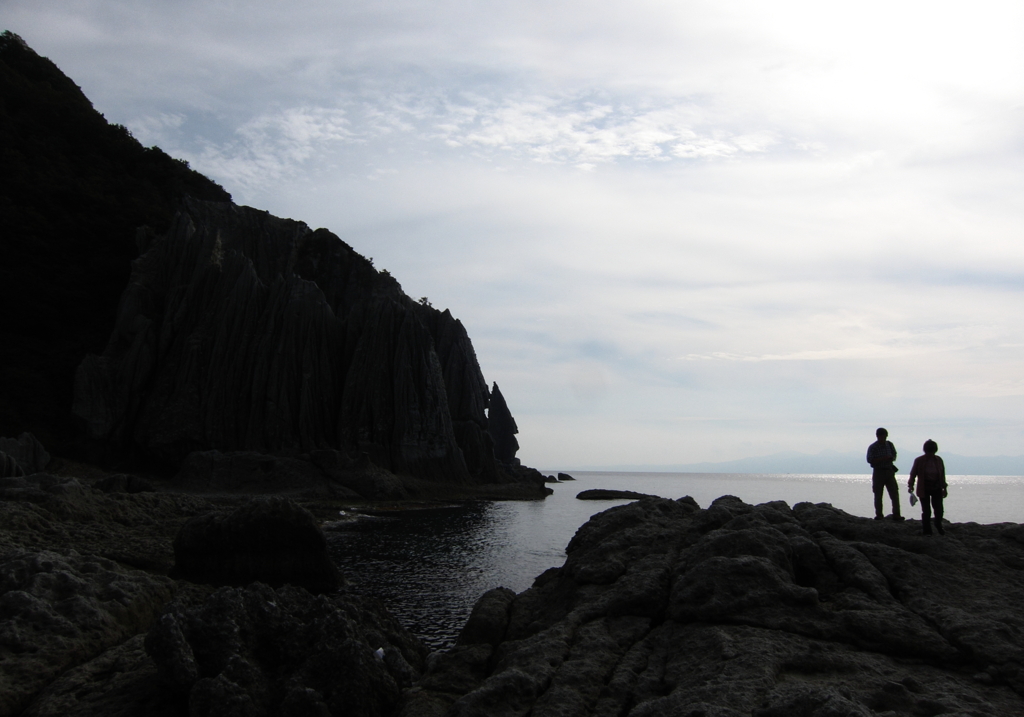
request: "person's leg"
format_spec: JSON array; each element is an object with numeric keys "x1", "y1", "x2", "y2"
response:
[
  {"x1": 933, "y1": 493, "x2": 945, "y2": 534},
  {"x1": 885, "y1": 474, "x2": 902, "y2": 518},
  {"x1": 872, "y1": 475, "x2": 884, "y2": 518},
  {"x1": 920, "y1": 489, "x2": 933, "y2": 534}
]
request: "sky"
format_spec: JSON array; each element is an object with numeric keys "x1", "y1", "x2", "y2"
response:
[{"x1": 5, "y1": 0, "x2": 1023, "y2": 468}]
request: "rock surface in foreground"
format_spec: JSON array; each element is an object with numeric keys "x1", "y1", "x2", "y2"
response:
[
  {"x1": 404, "y1": 496, "x2": 1024, "y2": 716},
  {"x1": 0, "y1": 550, "x2": 173, "y2": 716},
  {"x1": 145, "y1": 582, "x2": 428, "y2": 717}
]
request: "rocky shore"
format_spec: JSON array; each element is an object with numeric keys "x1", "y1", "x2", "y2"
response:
[
  {"x1": 0, "y1": 422, "x2": 555, "y2": 717},
  {"x1": 404, "y1": 494, "x2": 1024, "y2": 717},
  {"x1": 5, "y1": 457, "x2": 1024, "y2": 716}
]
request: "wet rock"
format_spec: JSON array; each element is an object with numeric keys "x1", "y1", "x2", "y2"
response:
[
  {"x1": 144, "y1": 582, "x2": 428, "y2": 717},
  {"x1": 557, "y1": 473, "x2": 575, "y2": 481},
  {"x1": 403, "y1": 496, "x2": 1024, "y2": 716},
  {"x1": 171, "y1": 496, "x2": 341, "y2": 594},
  {"x1": 576, "y1": 489, "x2": 659, "y2": 500},
  {"x1": 0, "y1": 550, "x2": 174, "y2": 716}
]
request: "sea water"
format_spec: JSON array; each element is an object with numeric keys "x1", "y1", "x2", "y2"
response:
[{"x1": 326, "y1": 471, "x2": 1024, "y2": 649}]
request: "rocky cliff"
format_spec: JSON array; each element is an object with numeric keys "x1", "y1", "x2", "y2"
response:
[
  {"x1": 404, "y1": 496, "x2": 1024, "y2": 716},
  {"x1": 0, "y1": 32, "x2": 230, "y2": 451},
  {"x1": 73, "y1": 199, "x2": 506, "y2": 484},
  {"x1": 3, "y1": 34, "x2": 520, "y2": 488}
]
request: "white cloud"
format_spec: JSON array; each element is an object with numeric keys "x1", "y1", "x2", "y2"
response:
[
  {"x1": 188, "y1": 106, "x2": 353, "y2": 190},
  {"x1": 128, "y1": 112, "x2": 185, "y2": 146}
]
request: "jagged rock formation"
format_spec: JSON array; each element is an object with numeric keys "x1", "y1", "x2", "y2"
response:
[
  {"x1": 486, "y1": 383, "x2": 519, "y2": 465},
  {"x1": 74, "y1": 199, "x2": 511, "y2": 485},
  {"x1": 171, "y1": 496, "x2": 342, "y2": 594},
  {"x1": 144, "y1": 583, "x2": 428, "y2": 717},
  {"x1": 0, "y1": 33, "x2": 230, "y2": 450},
  {"x1": 402, "y1": 496, "x2": 1024, "y2": 716}
]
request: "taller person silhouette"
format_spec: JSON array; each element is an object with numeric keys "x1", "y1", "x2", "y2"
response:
[{"x1": 866, "y1": 427, "x2": 904, "y2": 520}]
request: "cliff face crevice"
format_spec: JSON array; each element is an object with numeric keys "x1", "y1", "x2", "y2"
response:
[{"x1": 74, "y1": 199, "x2": 502, "y2": 484}]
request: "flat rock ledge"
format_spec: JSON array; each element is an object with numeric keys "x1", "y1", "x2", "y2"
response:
[
  {"x1": 402, "y1": 495, "x2": 1024, "y2": 717},
  {"x1": 576, "y1": 489, "x2": 659, "y2": 501}
]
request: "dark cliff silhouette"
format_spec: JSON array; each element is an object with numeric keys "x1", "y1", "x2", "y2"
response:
[
  {"x1": 0, "y1": 31, "x2": 230, "y2": 450},
  {"x1": 74, "y1": 199, "x2": 508, "y2": 483},
  {"x1": 3, "y1": 33, "x2": 527, "y2": 486}
]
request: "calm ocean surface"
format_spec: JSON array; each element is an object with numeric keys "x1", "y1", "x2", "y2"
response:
[{"x1": 326, "y1": 471, "x2": 1024, "y2": 649}]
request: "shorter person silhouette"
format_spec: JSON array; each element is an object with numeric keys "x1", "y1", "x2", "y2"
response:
[
  {"x1": 908, "y1": 439, "x2": 947, "y2": 535},
  {"x1": 866, "y1": 427, "x2": 903, "y2": 520}
]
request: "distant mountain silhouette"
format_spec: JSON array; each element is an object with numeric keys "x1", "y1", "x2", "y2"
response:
[{"x1": 593, "y1": 451, "x2": 1024, "y2": 476}]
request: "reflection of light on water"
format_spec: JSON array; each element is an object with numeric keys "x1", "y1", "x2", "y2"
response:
[{"x1": 328, "y1": 472, "x2": 1024, "y2": 650}]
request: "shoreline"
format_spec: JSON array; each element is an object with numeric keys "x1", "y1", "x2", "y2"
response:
[{"x1": 5, "y1": 460, "x2": 1024, "y2": 715}]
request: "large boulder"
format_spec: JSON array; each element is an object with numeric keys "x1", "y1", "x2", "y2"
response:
[
  {"x1": 402, "y1": 496, "x2": 1024, "y2": 716},
  {"x1": 144, "y1": 582, "x2": 428, "y2": 717},
  {"x1": 171, "y1": 496, "x2": 341, "y2": 594}
]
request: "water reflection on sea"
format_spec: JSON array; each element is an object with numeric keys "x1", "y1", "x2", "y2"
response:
[{"x1": 326, "y1": 471, "x2": 1024, "y2": 650}]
